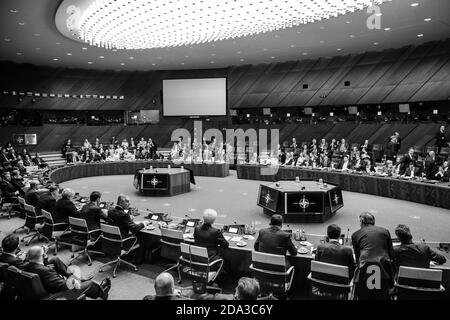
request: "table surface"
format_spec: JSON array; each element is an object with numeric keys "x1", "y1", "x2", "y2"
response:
[
  {"x1": 139, "y1": 168, "x2": 188, "y2": 175},
  {"x1": 263, "y1": 180, "x2": 338, "y2": 192}
]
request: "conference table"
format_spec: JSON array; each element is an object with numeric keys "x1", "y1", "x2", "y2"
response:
[
  {"x1": 135, "y1": 217, "x2": 450, "y2": 299},
  {"x1": 237, "y1": 164, "x2": 450, "y2": 210},
  {"x1": 49, "y1": 160, "x2": 229, "y2": 184},
  {"x1": 135, "y1": 167, "x2": 190, "y2": 196}
]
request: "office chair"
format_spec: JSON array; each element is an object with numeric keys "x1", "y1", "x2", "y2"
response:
[
  {"x1": 178, "y1": 242, "x2": 223, "y2": 294},
  {"x1": 307, "y1": 260, "x2": 354, "y2": 300},
  {"x1": 5, "y1": 266, "x2": 85, "y2": 300},
  {"x1": 395, "y1": 266, "x2": 445, "y2": 300},
  {"x1": 249, "y1": 251, "x2": 295, "y2": 298},
  {"x1": 40, "y1": 210, "x2": 71, "y2": 255},
  {"x1": 68, "y1": 217, "x2": 104, "y2": 266},
  {"x1": 159, "y1": 227, "x2": 184, "y2": 284},
  {"x1": 98, "y1": 223, "x2": 139, "y2": 278},
  {"x1": 15, "y1": 204, "x2": 44, "y2": 246}
]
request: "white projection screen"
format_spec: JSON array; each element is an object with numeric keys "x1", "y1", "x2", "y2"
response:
[{"x1": 163, "y1": 78, "x2": 226, "y2": 116}]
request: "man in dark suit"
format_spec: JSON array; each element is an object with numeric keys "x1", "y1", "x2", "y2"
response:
[
  {"x1": 143, "y1": 272, "x2": 185, "y2": 300},
  {"x1": 0, "y1": 234, "x2": 70, "y2": 276},
  {"x1": 442, "y1": 160, "x2": 450, "y2": 182},
  {"x1": 316, "y1": 224, "x2": 356, "y2": 278},
  {"x1": 80, "y1": 191, "x2": 111, "y2": 235},
  {"x1": 337, "y1": 155, "x2": 353, "y2": 171},
  {"x1": 24, "y1": 181, "x2": 40, "y2": 207},
  {"x1": 435, "y1": 125, "x2": 449, "y2": 154},
  {"x1": 1, "y1": 171, "x2": 20, "y2": 198},
  {"x1": 393, "y1": 224, "x2": 446, "y2": 270},
  {"x1": 52, "y1": 188, "x2": 80, "y2": 224},
  {"x1": 424, "y1": 150, "x2": 437, "y2": 180},
  {"x1": 35, "y1": 185, "x2": 59, "y2": 216},
  {"x1": 22, "y1": 246, "x2": 111, "y2": 299},
  {"x1": 194, "y1": 208, "x2": 229, "y2": 259},
  {"x1": 254, "y1": 214, "x2": 297, "y2": 256},
  {"x1": 351, "y1": 212, "x2": 395, "y2": 300},
  {"x1": 403, "y1": 162, "x2": 420, "y2": 178},
  {"x1": 107, "y1": 194, "x2": 148, "y2": 238},
  {"x1": 397, "y1": 147, "x2": 415, "y2": 175}
]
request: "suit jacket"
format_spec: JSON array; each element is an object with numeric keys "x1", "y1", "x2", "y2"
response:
[
  {"x1": 22, "y1": 262, "x2": 67, "y2": 294},
  {"x1": 24, "y1": 189, "x2": 39, "y2": 207},
  {"x1": 435, "y1": 131, "x2": 448, "y2": 147},
  {"x1": 424, "y1": 156, "x2": 437, "y2": 179},
  {"x1": 254, "y1": 226, "x2": 297, "y2": 256},
  {"x1": 0, "y1": 252, "x2": 26, "y2": 269},
  {"x1": 35, "y1": 193, "x2": 56, "y2": 216},
  {"x1": 404, "y1": 167, "x2": 420, "y2": 178},
  {"x1": 352, "y1": 225, "x2": 394, "y2": 280},
  {"x1": 394, "y1": 243, "x2": 446, "y2": 270},
  {"x1": 53, "y1": 198, "x2": 80, "y2": 224},
  {"x1": 315, "y1": 240, "x2": 356, "y2": 279},
  {"x1": 107, "y1": 205, "x2": 144, "y2": 238},
  {"x1": 398, "y1": 153, "x2": 415, "y2": 175},
  {"x1": 443, "y1": 167, "x2": 450, "y2": 182},
  {"x1": 193, "y1": 223, "x2": 229, "y2": 259},
  {"x1": 338, "y1": 160, "x2": 353, "y2": 171},
  {"x1": 80, "y1": 202, "x2": 110, "y2": 231},
  {"x1": 1, "y1": 180, "x2": 18, "y2": 197}
]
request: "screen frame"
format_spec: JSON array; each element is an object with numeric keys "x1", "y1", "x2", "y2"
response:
[{"x1": 162, "y1": 77, "x2": 228, "y2": 117}]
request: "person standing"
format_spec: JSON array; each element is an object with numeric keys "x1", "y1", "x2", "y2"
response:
[{"x1": 435, "y1": 125, "x2": 449, "y2": 154}]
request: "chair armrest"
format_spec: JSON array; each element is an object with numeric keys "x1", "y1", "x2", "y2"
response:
[
  {"x1": 209, "y1": 258, "x2": 224, "y2": 267},
  {"x1": 122, "y1": 236, "x2": 138, "y2": 242},
  {"x1": 307, "y1": 273, "x2": 353, "y2": 289},
  {"x1": 249, "y1": 264, "x2": 290, "y2": 276},
  {"x1": 53, "y1": 223, "x2": 69, "y2": 228},
  {"x1": 87, "y1": 229, "x2": 101, "y2": 234}
]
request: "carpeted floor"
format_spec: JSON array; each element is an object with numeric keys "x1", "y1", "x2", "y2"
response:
[{"x1": 1, "y1": 169, "x2": 449, "y2": 300}]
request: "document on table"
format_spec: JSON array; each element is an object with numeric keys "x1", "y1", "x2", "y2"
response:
[
  {"x1": 224, "y1": 236, "x2": 231, "y2": 241},
  {"x1": 230, "y1": 236, "x2": 243, "y2": 242}
]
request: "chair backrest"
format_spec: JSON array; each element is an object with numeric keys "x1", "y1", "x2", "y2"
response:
[
  {"x1": 41, "y1": 209, "x2": 55, "y2": 238},
  {"x1": 100, "y1": 223, "x2": 123, "y2": 256},
  {"x1": 6, "y1": 265, "x2": 48, "y2": 300},
  {"x1": 310, "y1": 260, "x2": 350, "y2": 285},
  {"x1": 250, "y1": 251, "x2": 289, "y2": 294},
  {"x1": 160, "y1": 227, "x2": 184, "y2": 261},
  {"x1": 17, "y1": 196, "x2": 26, "y2": 208},
  {"x1": 68, "y1": 217, "x2": 89, "y2": 247},
  {"x1": 398, "y1": 266, "x2": 443, "y2": 290},
  {"x1": 179, "y1": 243, "x2": 218, "y2": 286},
  {"x1": 24, "y1": 203, "x2": 40, "y2": 229},
  {"x1": 0, "y1": 261, "x2": 9, "y2": 283}
]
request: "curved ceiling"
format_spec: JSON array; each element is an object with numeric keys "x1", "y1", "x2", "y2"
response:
[{"x1": 0, "y1": 0, "x2": 449, "y2": 71}]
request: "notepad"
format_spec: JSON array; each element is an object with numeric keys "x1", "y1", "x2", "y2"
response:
[
  {"x1": 230, "y1": 236, "x2": 243, "y2": 242},
  {"x1": 224, "y1": 236, "x2": 231, "y2": 241}
]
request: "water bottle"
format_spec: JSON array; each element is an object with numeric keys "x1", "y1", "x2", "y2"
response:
[
  {"x1": 168, "y1": 165, "x2": 171, "y2": 170},
  {"x1": 300, "y1": 230, "x2": 307, "y2": 241},
  {"x1": 150, "y1": 165, "x2": 153, "y2": 170},
  {"x1": 180, "y1": 165, "x2": 184, "y2": 170},
  {"x1": 294, "y1": 229, "x2": 301, "y2": 241},
  {"x1": 295, "y1": 176, "x2": 300, "y2": 183}
]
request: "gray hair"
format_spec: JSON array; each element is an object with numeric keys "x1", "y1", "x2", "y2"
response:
[
  {"x1": 26, "y1": 246, "x2": 44, "y2": 263},
  {"x1": 203, "y1": 208, "x2": 218, "y2": 225},
  {"x1": 154, "y1": 272, "x2": 174, "y2": 297},
  {"x1": 61, "y1": 188, "x2": 75, "y2": 199}
]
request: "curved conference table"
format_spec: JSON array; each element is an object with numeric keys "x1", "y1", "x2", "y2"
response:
[
  {"x1": 49, "y1": 160, "x2": 229, "y2": 184},
  {"x1": 42, "y1": 162, "x2": 449, "y2": 299},
  {"x1": 236, "y1": 164, "x2": 450, "y2": 210}
]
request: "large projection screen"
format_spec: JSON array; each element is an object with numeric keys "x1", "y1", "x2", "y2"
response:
[{"x1": 163, "y1": 78, "x2": 226, "y2": 116}]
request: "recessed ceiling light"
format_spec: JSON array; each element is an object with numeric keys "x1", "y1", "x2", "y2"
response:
[
  {"x1": 210, "y1": 61, "x2": 215, "y2": 64},
  {"x1": 345, "y1": 20, "x2": 352, "y2": 24},
  {"x1": 270, "y1": 56, "x2": 275, "y2": 59},
  {"x1": 33, "y1": 34, "x2": 40, "y2": 37},
  {"x1": 320, "y1": 40, "x2": 325, "y2": 44},
  {"x1": 349, "y1": 35, "x2": 355, "y2": 38},
  {"x1": 16, "y1": 52, "x2": 23, "y2": 55},
  {"x1": 52, "y1": 58, "x2": 59, "y2": 61},
  {"x1": 384, "y1": 27, "x2": 391, "y2": 31},
  {"x1": 66, "y1": 53, "x2": 72, "y2": 55},
  {"x1": 185, "y1": 55, "x2": 189, "y2": 58},
  {"x1": 240, "y1": 58, "x2": 245, "y2": 62},
  {"x1": 9, "y1": 9, "x2": 18, "y2": 13},
  {"x1": 373, "y1": 42, "x2": 379, "y2": 46},
  {"x1": 35, "y1": 48, "x2": 40, "y2": 50},
  {"x1": 411, "y1": 3, "x2": 419, "y2": 7},
  {"x1": 290, "y1": 44, "x2": 295, "y2": 48},
  {"x1": 151, "y1": 63, "x2": 156, "y2": 66},
  {"x1": 82, "y1": 47, "x2": 88, "y2": 50},
  {"x1": 4, "y1": 38, "x2": 11, "y2": 42},
  {"x1": 297, "y1": 31, "x2": 302, "y2": 34},
  {"x1": 129, "y1": 56, "x2": 134, "y2": 60},
  {"x1": 424, "y1": 18, "x2": 431, "y2": 22},
  {"x1": 417, "y1": 34, "x2": 423, "y2": 37},
  {"x1": 112, "y1": 49, "x2": 117, "y2": 52},
  {"x1": 236, "y1": 51, "x2": 242, "y2": 54},
  {"x1": 375, "y1": 13, "x2": 382, "y2": 16},
  {"x1": 211, "y1": 53, "x2": 216, "y2": 56},
  {"x1": 18, "y1": 22, "x2": 25, "y2": 26},
  {"x1": 319, "y1": 26, "x2": 325, "y2": 30},
  {"x1": 120, "y1": 63, "x2": 125, "y2": 66},
  {"x1": 87, "y1": 61, "x2": 93, "y2": 64},
  {"x1": 337, "y1": 48, "x2": 342, "y2": 51},
  {"x1": 263, "y1": 48, "x2": 268, "y2": 51},
  {"x1": 180, "y1": 62, "x2": 185, "y2": 65},
  {"x1": 99, "y1": 56, "x2": 104, "y2": 59},
  {"x1": 55, "y1": 42, "x2": 61, "y2": 45}
]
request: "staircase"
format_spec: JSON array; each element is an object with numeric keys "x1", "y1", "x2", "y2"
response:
[{"x1": 39, "y1": 151, "x2": 67, "y2": 168}]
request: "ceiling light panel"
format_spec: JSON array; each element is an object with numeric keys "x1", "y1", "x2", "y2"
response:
[{"x1": 56, "y1": 0, "x2": 385, "y2": 50}]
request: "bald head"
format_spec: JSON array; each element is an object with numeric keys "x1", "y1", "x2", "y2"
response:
[
  {"x1": 154, "y1": 272, "x2": 174, "y2": 297},
  {"x1": 203, "y1": 209, "x2": 217, "y2": 225},
  {"x1": 26, "y1": 246, "x2": 44, "y2": 263}
]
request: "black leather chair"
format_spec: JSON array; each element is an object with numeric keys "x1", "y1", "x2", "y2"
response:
[
  {"x1": 395, "y1": 266, "x2": 445, "y2": 300},
  {"x1": 68, "y1": 217, "x2": 104, "y2": 266},
  {"x1": 159, "y1": 227, "x2": 184, "y2": 283}
]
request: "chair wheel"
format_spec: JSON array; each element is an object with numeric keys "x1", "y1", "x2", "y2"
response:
[
  {"x1": 99, "y1": 269, "x2": 103, "y2": 273},
  {"x1": 71, "y1": 254, "x2": 74, "y2": 258},
  {"x1": 88, "y1": 263, "x2": 92, "y2": 266},
  {"x1": 113, "y1": 274, "x2": 117, "y2": 278},
  {"x1": 13, "y1": 231, "x2": 16, "y2": 233},
  {"x1": 177, "y1": 280, "x2": 182, "y2": 284},
  {"x1": 21, "y1": 238, "x2": 24, "y2": 242},
  {"x1": 25, "y1": 243, "x2": 29, "y2": 246},
  {"x1": 134, "y1": 267, "x2": 138, "y2": 272}
]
